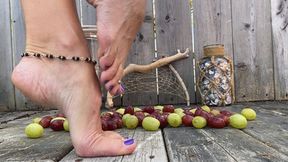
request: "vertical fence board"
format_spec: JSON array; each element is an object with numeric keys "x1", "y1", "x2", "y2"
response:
[
  {"x1": 0, "y1": 1, "x2": 15, "y2": 111},
  {"x1": 232, "y1": 0, "x2": 274, "y2": 102},
  {"x1": 272, "y1": 0, "x2": 288, "y2": 100},
  {"x1": 122, "y1": 0, "x2": 157, "y2": 106},
  {"x1": 155, "y1": 0, "x2": 195, "y2": 105},
  {"x1": 10, "y1": 0, "x2": 29, "y2": 110},
  {"x1": 80, "y1": 0, "x2": 96, "y2": 25},
  {"x1": 75, "y1": 0, "x2": 82, "y2": 19},
  {"x1": 193, "y1": 0, "x2": 234, "y2": 103}
]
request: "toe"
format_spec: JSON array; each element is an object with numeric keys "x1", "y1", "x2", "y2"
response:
[
  {"x1": 99, "y1": 47, "x2": 116, "y2": 70},
  {"x1": 103, "y1": 65, "x2": 124, "y2": 95}
]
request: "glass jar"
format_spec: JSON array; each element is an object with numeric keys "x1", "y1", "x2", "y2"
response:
[{"x1": 197, "y1": 44, "x2": 234, "y2": 106}]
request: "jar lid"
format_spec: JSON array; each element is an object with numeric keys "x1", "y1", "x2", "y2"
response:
[{"x1": 203, "y1": 44, "x2": 224, "y2": 57}]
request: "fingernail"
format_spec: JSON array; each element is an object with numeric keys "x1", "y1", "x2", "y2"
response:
[
  {"x1": 124, "y1": 138, "x2": 134, "y2": 145},
  {"x1": 120, "y1": 84, "x2": 125, "y2": 92}
]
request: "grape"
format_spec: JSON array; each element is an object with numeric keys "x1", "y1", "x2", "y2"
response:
[
  {"x1": 182, "y1": 115, "x2": 193, "y2": 127},
  {"x1": 125, "y1": 115, "x2": 138, "y2": 129},
  {"x1": 163, "y1": 105, "x2": 174, "y2": 113},
  {"x1": 143, "y1": 106, "x2": 155, "y2": 114},
  {"x1": 124, "y1": 106, "x2": 134, "y2": 115},
  {"x1": 142, "y1": 117, "x2": 160, "y2": 131},
  {"x1": 207, "y1": 116, "x2": 226, "y2": 128},
  {"x1": 156, "y1": 115, "x2": 168, "y2": 128},
  {"x1": 167, "y1": 113, "x2": 182, "y2": 127}
]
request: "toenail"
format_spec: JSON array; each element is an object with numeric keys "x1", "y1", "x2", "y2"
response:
[{"x1": 124, "y1": 138, "x2": 134, "y2": 145}]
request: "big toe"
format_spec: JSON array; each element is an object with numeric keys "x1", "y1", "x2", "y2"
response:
[{"x1": 76, "y1": 135, "x2": 136, "y2": 157}]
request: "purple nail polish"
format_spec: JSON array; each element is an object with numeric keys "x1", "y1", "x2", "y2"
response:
[
  {"x1": 120, "y1": 84, "x2": 125, "y2": 93},
  {"x1": 124, "y1": 138, "x2": 134, "y2": 145}
]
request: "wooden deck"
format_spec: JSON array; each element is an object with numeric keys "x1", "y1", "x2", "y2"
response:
[{"x1": 0, "y1": 101, "x2": 288, "y2": 162}]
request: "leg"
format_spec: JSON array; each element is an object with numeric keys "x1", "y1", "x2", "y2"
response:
[
  {"x1": 87, "y1": 0, "x2": 146, "y2": 95},
  {"x1": 12, "y1": 0, "x2": 136, "y2": 157}
]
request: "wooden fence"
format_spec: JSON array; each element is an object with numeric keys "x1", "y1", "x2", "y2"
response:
[{"x1": 0, "y1": 0, "x2": 287, "y2": 111}]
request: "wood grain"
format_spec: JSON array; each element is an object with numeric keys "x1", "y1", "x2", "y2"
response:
[
  {"x1": 163, "y1": 127, "x2": 236, "y2": 162},
  {"x1": 155, "y1": 0, "x2": 195, "y2": 105},
  {"x1": 121, "y1": 128, "x2": 167, "y2": 162},
  {"x1": 0, "y1": 1, "x2": 15, "y2": 111},
  {"x1": 10, "y1": 0, "x2": 32, "y2": 110},
  {"x1": 0, "y1": 110, "x2": 73, "y2": 161},
  {"x1": 203, "y1": 128, "x2": 288, "y2": 161},
  {"x1": 226, "y1": 103, "x2": 288, "y2": 156},
  {"x1": 193, "y1": 0, "x2": 234, "y2": 102},
  {"x1": 231, "y1": 0, "x2": 274, "y2": 102},
  {"x1": 122, "y1": 0, "x2": 158, "y2": 106},
  {"x1": 80, "y1": 0, "x2": 96, "y2": 25},
  {"x1": 271, "y1": 0, "x2": 288, "y2": 100}
]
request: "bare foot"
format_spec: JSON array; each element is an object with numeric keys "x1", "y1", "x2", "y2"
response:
[
  {"x1": 87, "y1": 0, "x2": 146, "y2": 95},
  {"x1": 11, "y1": 41, "x2": 136, "y2": 157}
]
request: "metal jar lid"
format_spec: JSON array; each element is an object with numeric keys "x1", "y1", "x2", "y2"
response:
[{"x1": 203, "y1": 44, "x2": 224, "y2": 57}]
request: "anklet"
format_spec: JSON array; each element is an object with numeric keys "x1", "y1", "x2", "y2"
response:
[{"x1": 21, "y1": 52, "x2": 97, "y2": 65}]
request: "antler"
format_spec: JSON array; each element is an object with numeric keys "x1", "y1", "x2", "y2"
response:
[
  {"x1": 123, "y1": 48, "x2": 190, "y2": 76},
  {"x1": 106, "y1": 48, "x2": 190, "y2": 108}
]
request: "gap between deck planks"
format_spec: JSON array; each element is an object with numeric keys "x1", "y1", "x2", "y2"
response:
[
  {"x1": 0, "y1": 110, "x2": 73, "y2": 162},
  {"x1": 163, "y1": 102, "x2": 288, "y2": 162},
  {"x1": 1, "y1": 102, "x2": 288, "y2": 161}
]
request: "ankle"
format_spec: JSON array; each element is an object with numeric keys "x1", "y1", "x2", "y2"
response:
[{"x1": 25, "y1": 34, "x2": 90, "y2": 58}]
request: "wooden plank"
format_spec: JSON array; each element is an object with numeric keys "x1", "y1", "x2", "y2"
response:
[
  {"x1": 203, "y1": 128, "x2": 288, "y2": 161},
  {"x1": 231, "y1": 0, "x2": 274, "y2": 102},
  {"x1": 193, "y1": 0, "x2": 234, "y2": 103},
  {"x1": 163, "y1": 127, "x2": 235, "y2": 162},
  {"x1": 121, "y1": 129, "x2": 167, "y2": 162},
  {"x1": 163, "y1": 127, "x2": 236, "y2": 162},
  {"x1": 0, "y1": 111, "x2": 38, "y2": 125},
  {"x1": 122, "y1": 0, "x2": 157, "y2": 106},
  {"x1": 271, "y1": 0, "x2": 288, "y2": 100},
  {"x1": 225, "y1": 103, "x2": 288, "y2": 156},
  {"x1": 76, "y1": 0, "x2": 82, "y2": 19},
  {"x1": 155, "y1": 0, "x2": 195, "y2": 105},
  {"x1": 10, "y1": 0, "x2": 33, "y2": 111},
  {"x1": 0, "y1": 110, "x2": 73, "y2": 161},
  {"x1": 80, "y1": 0, "x2": 96, "y2": 25},
  {"x1": 0, "y1": 1, "x2": 16, "y2": 111},
  {"x1": 60, "y1": 129, "x2": 134, "y2": 162}
]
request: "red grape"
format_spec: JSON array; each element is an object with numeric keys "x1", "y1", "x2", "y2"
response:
[
  {"x1": 143, "y1": 106, "x2": 155, "y2": 114},
  {"x1": 124, "y1": 106, "x2": 134, "y2": 115},
  {"x1": 107, "y1": 120, "x2": 118, "y2": 130},
  {"x1": 50, "y1": 119, "x2": 65, "y2": 131},
  {"x1": 207, "y1": 116, "x2": 226, "y2": 128},
  {"x1": 163, "y1": 105, "x2": 174, "y2": 113},
  {"x1": 220, "y1": 110, "x2": 233, "y2": 117},
  {"x1": 56, "y1": 113, "x2": 65, "y2": 118},
  {"x1": 156, "y1": 115, "x2": 168, "y2": 128},
  {"x1": 134, "y1": 111, "x2": 145, "y2": 126},
  {"x1": 112, "y1": 117, "x2": 123, "y2": 129},
  {"x1": 39, "y1": 116, "x2": 53, "y2": 128},
  {"x1": 217, "y1": 114, "x2": 229, "y2": 126},
  {"x1": 182, "y1": 115, "x2": 194, "y2": 127}
]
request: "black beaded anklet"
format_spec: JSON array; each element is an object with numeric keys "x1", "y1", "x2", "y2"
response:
[{"x1": 21, "y1": 52, "x2": 97, "y2": 65}]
